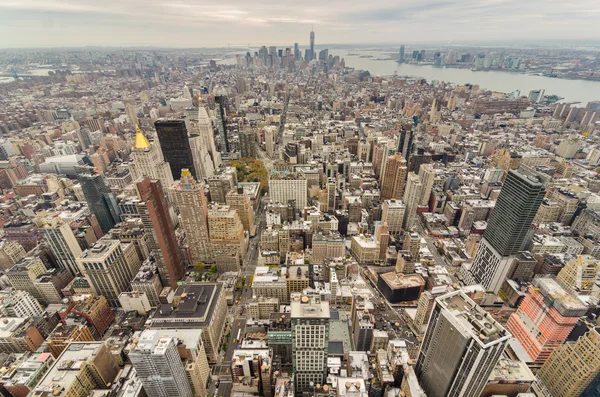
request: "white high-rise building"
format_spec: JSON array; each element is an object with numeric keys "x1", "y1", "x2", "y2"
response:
[
  {"x1": 78, "y1": 239, "x2": 139, "y2": 307},
  {"x1": 382, "y1": 199, "x2": 406, "y2": 235},
  {"x1": 269, "y1": 173, "x2": 307, "y2": 210},
  {"x1": 129, "y1": 330, "x2": 194, "y2": 397},
  {"x1": 129, "y1": 126, "x2": 174, "y2": 191},
  {"x1": 291, "y1": 294, "x2": 330, "y2": 393},
  {"x1": 34, "y1": 214, "x2": 83, "y2": 276},
  {"x1": 0, "y1": 289, "x2": 43, "y2": 318},
  {"x1": 264, "y1": 126, "x2": 276, "y2": 158},
  {"x1": 418, "y1": 163, "x2": 435, "y2": 206},
  {"x1": 403, "y1": 172, "x2": 423, "y2": 230}
]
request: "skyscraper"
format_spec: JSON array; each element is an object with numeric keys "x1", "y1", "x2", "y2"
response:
[
  {"x1": 155, "y1": 119, "x2": 196, "y2": 181},
  {"x1": 214, "y1": 96, "x2": 229, "y2": 158},
  {"x1": 398, "y1": 45, "x2": 405, "y2": 63},
  {"x1": 309, "y1": 28, "x2": 315, "y2": 61},
  {"x1": 136, "y1": 177, "x2": 184, "y2": 289},
  {"x1": 380, "y1": 153, "x2": 408, "y2": 200},
  {"x1": 470, "y1": 166, "x2": 548, "y2": 292},
  {"x1": 291, "y1": 294, "x2": 330, "y2": 393},
  {"x1": 129, "y1": 331, "x2": 194, "y2": 397},
  {"x1": 532, "y1": 324, "x2": 600, "y2": 397},
  {"x1": 239, "y1": 128, "x2": 257, "y2": 158},
  {"x1": 170, "y1": 169, "x2": 210, "y2": 264},
  {"x1": 416, "y1": 290, "x2": 510, "y2": 397},
  {"x1": 34, "y1": 214, "x2": 83, "y2": 276},
  {"x1": 403, "y1": 172, "x2": 423, "y2": 230},
  {"x1": 78, "y1": 239, "x2": 139, "y2": 307},
  {"x1": 129, "y1": 125, "x2": 174, "y2": 191},
  {"x1": 75, "y1": 165, "x2": 120, "y2": 234},
  {"x1": 505, "y1": 277, "x2": 587, "y2": 366}
]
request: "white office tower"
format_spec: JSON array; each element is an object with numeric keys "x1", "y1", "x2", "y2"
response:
[
  {"x1": 129, "y1": 126, "x2": 174, "y2": 190},
  {"x1": 186, "y1": 106, "x2": 218, "y2": 181},
  {"x1": 129, "y1": 331, "x2": 194, "y2": 397},
  {"x1": 403, "y1": 172, "x2": 423, "y2": 230},
  {"x1": 416, "y1": 291, "x2": 510, "y2": 397},
  {"x1": 34, "y1": 214, "x2": 83, "y2": 276},
  {"x1": 291, "y1": 294, "x2": 330, "y2": 394},
  {"x1": 0, "y1": 289, "x2": 43, "y2": 317}
]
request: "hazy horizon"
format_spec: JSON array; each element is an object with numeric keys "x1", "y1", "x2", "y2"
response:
[{"x1": 1, "y1": 0, "x2": 599, "y2": 49}]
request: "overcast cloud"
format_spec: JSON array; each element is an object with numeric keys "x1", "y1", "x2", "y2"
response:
[{"x1": 0, "y1": 0, "x2": 599, "y2": 48}]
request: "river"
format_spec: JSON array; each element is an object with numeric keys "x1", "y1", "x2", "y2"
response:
[{"x1": 221, "y1": 48, "x2": 600, "y2": 104}]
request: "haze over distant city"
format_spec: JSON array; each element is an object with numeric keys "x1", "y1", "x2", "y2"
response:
[{"x1": 1, "y1": 0, "x2": 600, "y2": 48}]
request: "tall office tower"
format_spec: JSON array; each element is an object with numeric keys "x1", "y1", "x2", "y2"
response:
[
  {"x1": 416, "y1": 291, "x2": 510, "y2": 397},
  {"x1": 239, "y1": 128, "x2": 257, "y2": 158},
  {"x1": 326, "y1": 178, "x2": 336, "y2": 213},
  {"x1": 264, "y1": 125, "x2": 275, "y2": 158},
  {"x1": 77, "y1": 239, "x2": 138, "y2": 307},
  {"x1": 75, "y1": 166, "x2": 120, "y2": 234},
  {"x1": 309, "y1": 28, "x2": 315, "y2": 61},
  {"x1": 130, "y1": 125, "x2": 174, "y2": 191},
  {"x1": 125, "y1": 103, "x2": 139, "y2": 126},
  {"x1": 532, "y1": 326, "x2": 600, "y2": 397},
  {"x1": 136, "y1": 177, "x2": 184, "y2": 289},
  {"x1": 208, "y1": 168, "x2": 238, "y2": 203},
  {"x1": 226, "y1": 188, "x2": 254, "y2": 232},
  {"x1": 154, "y1": 119, "x2": 196, "y2": 181},
  {"x1": 505, "y1": 277, "x2": 587, "y2": 366},
  {"x1": 382, "y1": 200, "x2": 406, "y2": 235},
  {"x1": 470, "y1": 166, "x2": 548, "y2": 292},
  {"x1": 398, "y1": 129, "x2": 414, "y2": 161},
  {"x1": 402, "y1": 172, "x2": 423, "y2": 230},
  {"x1": 170, "y1": 169, "x2": 210, "y2": 264},
  {"x1": 269, "y1": 173, "x2": 307, "y2": 210},
  {"x1": 294, "y1": 42, "x2": 301, "y2": 60},
  {"x1": 34, "y1": 214, "x2": 83, "y2": 276},
  {"x1": 187, "y1": 106, "x2": 218, "y2": 180},
  {"x1": 129, "y1": 331, "x2": 194, "y2": 397},
  {"x1": 556, "y1": 255, "x2": 599, "y2": 294},
  {"x1": 398, "y1": 45, "x2": 405, "y2": 63},
  {"x1": 5, "y1": 256, "x2": 47, "y2": 304},
  {"x1": 214, "y1": 96, "x2": 229, "y2": 158},
  {"x1": 418, "y1": 163, "x2": 435, "y2": 206},
  {"x1": 380, "y1": 153, "x2": 408, "y2": 200},
  {"x1": 403, "y1": 231, "x2": 420, "y2": 259},
  {"x1": 291, "y1": 294, "x2": 330, "y2": 393},
  {"x1": 207, "y1": 204, "x2": 246, "y2": 260},
  {"x1": 0, "y1": 240, "x2": 26, "y2": 271}
]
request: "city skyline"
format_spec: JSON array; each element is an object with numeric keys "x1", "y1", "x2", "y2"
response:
[{"x1": 1, "y1": 0, "x2": 600, "y2": 48}]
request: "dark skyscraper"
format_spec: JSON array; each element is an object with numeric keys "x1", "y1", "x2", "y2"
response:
[
  {"x1": 75, "y1": 165, "x2": 120, "y2": 234},
  {"x1": 470, "y1": 166, "x2": 548, "y2": 292},
  {"x1": 309, "y1": 27, "x2": 315, "y2": 61},
  {"x1": 154, "y1": 119, "x2": 196, "y2": 181},
  {"x1": 239, "y1": 128, "x2": 256, "y2": 158},
  {"x1": 214, "y1": 96, "x2": 229, "y2": 158},
  {"x1": 136, "y1": 177, "x2": 184, "y2": 289},
  {"x1": 398, "y1": 45, "x2": 405, "y2": 63},
  {"x1": 294, "y1": 42, "x2": 300, "y2": 60}
]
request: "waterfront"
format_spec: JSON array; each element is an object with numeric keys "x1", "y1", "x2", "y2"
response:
[{"x1": 221, "y1": 48, "x2": 600, "y2": 104}]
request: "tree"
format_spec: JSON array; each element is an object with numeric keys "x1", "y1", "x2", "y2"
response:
[{"x1": 209, "y1": 265, "x2": 218, "y2": 275}]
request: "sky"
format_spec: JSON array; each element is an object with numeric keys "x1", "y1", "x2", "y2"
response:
[{"x1": 0, "y1": 0, "x2": 599, "y2": 48}]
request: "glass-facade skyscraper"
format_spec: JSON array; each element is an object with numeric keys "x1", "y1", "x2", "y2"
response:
[
  {"x1": 155, "y1": 119, "x2": 196, "y2": 181},
  {"x1": 75, "y1": 165, "x2": 120, "y2": 234},
  {"x1": 470, "y1": 166, "x2": 548, "y2": 292}
]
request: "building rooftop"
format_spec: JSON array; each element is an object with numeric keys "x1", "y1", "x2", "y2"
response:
[
  {"x1": 437, "y1": 290, "x2": 510, "y2": 347},
  {"x1": 150, "y1": 283, "x2": 222, "y2": 328},
  {"x1": 379, "y1": 272, "x2": 425, "y2": 290},
  {"x1": 32, "y1": 342, "x2": 106, "y2": 397},
  {"x1": 290, "y1": 295, "x2": 330, "y2": 319}
]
